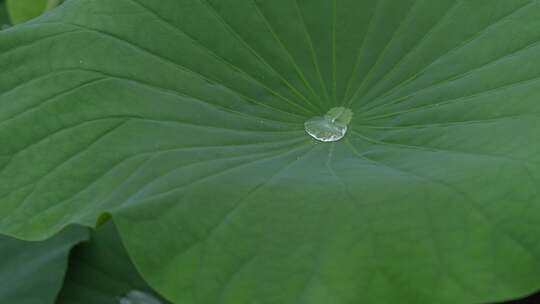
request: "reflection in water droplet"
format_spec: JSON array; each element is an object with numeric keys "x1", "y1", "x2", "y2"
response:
[
  {"x1": 119, "y1": 290, "x2": 162, "y2": 304},
  {"x1": 304, "y1": 116, "x2": 347, "y2": 142},
  {"x1": 304, "y1": 107, "x2": 353, "y2": 142}
]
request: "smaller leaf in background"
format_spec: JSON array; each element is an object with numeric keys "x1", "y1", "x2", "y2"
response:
[
  {"x1": 0, "y1": 227, "x2": 88, "y2": 304},
  {"x1": 57, "y1": 221, "x2": 168, "y2": 304},
  {"x1": 45, "y1": 0, "x2": 62, "y2": 11},
  {"x1": 5, "y1": 0, "x2": 46, "y2": 24},
  {"x1": 5, "y1": 0, "x2": 62, "y2": 25}
]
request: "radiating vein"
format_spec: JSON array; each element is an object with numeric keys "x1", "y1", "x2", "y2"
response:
[
  {"x1": 358, "y1": 0, "x2": 463, "y2": 106},
  {"x1": 43, "y1": 19, "x2": 313, "y2": 117},
  {"x1": 349, "y1": 130, "x2": 539, "y2": 166},
  {"x1": 294, "y1": 0, "x2": 330, "y2": 103},
  {"x1": 345, "y1": 0, "x2": 420, "y2": 108},
  {"x1": 346, "y1": 138, "x2": 538, "y2": 268},
  {"x1": 339, "y1": 0, "x2": 381, "y2": 105},
  {"x1": 360, "y1": 0, "x2": 537, "y2": 113},
  {"x1": 251, "y1": 0, "x2": 324, "y2": 111},
  {"x1": 105, "y1": 0, "x2": 315, "y2": 116},
  {"x1": 196, "y1": 0, "x2": 317, "y2": 113},
  {"x1": 360, "y1": 74, "x2": 540, "y2": 121}
]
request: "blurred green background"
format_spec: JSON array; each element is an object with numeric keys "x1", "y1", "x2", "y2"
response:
[
  {"x1": 0, "y1": 0, "x2": 9, "y2": 29},
  {"x1": 0, "y1": 0, "x2": 63, "y2": 28}
]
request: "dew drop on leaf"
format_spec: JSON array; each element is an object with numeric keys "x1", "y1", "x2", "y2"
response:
[
  {"x1": 119, "y1": 290, "x2": 162, "y2": 304},
  {"x1": 304, "y1": 107, "x2": 353, "y2": 142}
]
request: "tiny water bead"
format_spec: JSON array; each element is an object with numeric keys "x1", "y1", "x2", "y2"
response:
[
  {"x1": 119, "y1": 290, "x2": 163, "y2": 304},
  {"x1": 304, "y1": 107, "x2": 353, "y2": 142}
]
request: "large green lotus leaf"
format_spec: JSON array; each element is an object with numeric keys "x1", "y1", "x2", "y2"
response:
[
  {"x1": 1, "y1": 0, "x2": 540, "y2": 303},
  {"x1": 0, "y1": 227, "x2": 87, "y2": 304},
  {"x1": 57, "y1": 221, "x2": 169, "y2": 304}
]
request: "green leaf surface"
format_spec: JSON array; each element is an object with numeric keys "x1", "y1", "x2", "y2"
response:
[
  {"x1": 5, "y1": 0, "x2": 47, "y2": 24},
  {"x1": 0, "y1": 227, "x2": 88, "y2": 304},
  {"x1": 57, "y1": 221, "x2": 169, "y2": 304},
  {"x1": 1, "y1": 0, "x2": 540, "y2": 303}
]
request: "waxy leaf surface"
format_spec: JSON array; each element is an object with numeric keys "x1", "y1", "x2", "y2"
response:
[{"x1": 1, "y1": 0, "x2": 540, "y2": 303}]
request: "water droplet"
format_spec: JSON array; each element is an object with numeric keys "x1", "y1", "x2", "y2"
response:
[
  {"x1": 119, "y1": 290, "x2": 162, "y2": 304},
  {"x1": 304, "y1": 107, "x2": 353, "y2": 142}
]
